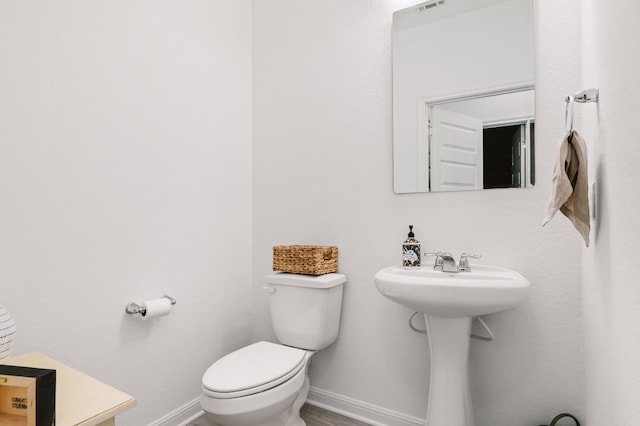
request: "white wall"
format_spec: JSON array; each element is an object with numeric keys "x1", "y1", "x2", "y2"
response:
[
  {"x1": 0, "y1": 1, "x2": 253, "y2": 424},
  {"x1": 7, "y1": 0, "x2": 630, "y2": 424},
  {"x1": 253, "y1": 0, "x2": 584, "y2": 424},
  {"x1": 581, "y1": 0, "x2": 640, "y2": 424}
]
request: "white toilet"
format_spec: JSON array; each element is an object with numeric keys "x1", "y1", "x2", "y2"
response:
[{"x1": 200, "y1": 272, "x2": 347, "y2": 426}]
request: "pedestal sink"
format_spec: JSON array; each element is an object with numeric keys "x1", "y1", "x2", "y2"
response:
[{"x1": 374, "y1": 264, "x2": 530, "y2": 426}]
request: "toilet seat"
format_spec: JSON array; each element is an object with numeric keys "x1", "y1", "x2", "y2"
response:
[{"x1": 202, "y1": 341, "x2": 308, "y2": 399}]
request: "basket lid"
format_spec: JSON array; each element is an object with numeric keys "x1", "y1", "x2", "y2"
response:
[{"x1": 265, "y1": 272, "x2": 346, "y2": 288}]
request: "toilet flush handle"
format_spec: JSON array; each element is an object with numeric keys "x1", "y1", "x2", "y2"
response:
[{"x1": 262, "y1": 286, "x2": 276, "y2": 294}]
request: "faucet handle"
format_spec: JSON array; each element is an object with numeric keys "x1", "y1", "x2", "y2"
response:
[
  {"x1": 425, "y1": 252, "x2": 451, "y2": 271},
  {"x1": 459, "y1": 253, "x2": 482, "y2": 272}
]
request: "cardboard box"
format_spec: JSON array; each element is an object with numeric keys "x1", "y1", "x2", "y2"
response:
[{"x1": 0, "y1": 365, "x2": 55, "y2": 426}]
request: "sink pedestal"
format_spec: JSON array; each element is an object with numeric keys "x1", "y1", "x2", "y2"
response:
[
  {"x1": 374, "y1": 264, "x2": 530, "y2": 426},
  {"x1": 425, "y1": 315, "x2": 474, "y2": 426}
]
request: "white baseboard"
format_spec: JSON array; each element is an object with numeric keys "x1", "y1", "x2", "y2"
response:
[
  {"x1": 147, "y1": 397, "x2": 203, "y2": 426},
  {"x1": 306, "y1": 386, "x2": 425, "y2": 426},
  {"x1": 150, "y1": 388, "x2": 425, "y2": 426}
]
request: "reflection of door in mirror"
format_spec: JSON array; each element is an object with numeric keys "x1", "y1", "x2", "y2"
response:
[
  {"x1": 429, "y1": 107, "x2": 483, "y2": 192},
  {"x1": 392, "y1": 0, "x2": 534, "y2": 193},
  {"x1": 511, "y1": 127, "x2": 522, "y2": 187}
]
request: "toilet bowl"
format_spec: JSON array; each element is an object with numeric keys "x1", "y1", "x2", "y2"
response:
[
  {"x1": 200, "y1": 272, "x2": 347, "y2": 426},
  {"x1": 201, "y1": 341, "x2": 313, "y2": 426}
]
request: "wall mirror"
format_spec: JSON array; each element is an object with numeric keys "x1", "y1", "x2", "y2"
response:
[{"x1": 392, "y1": 0, "x2": 535, "y2": 193}]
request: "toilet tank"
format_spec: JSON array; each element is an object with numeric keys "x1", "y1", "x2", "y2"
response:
[{"x1": 264, "y1": 272, "x2": 346, "y2": 351}]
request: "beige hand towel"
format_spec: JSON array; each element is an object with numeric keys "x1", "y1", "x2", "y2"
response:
[{"x1": 542, "y1": 130, "x2": 590, "y2": 246}]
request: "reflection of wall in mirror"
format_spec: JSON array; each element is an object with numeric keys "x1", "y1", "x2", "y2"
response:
[
  {"x1": 393, "y1": 0, "x2": 534, "y2": 193},
  {"x1": 440, "y1": 90, "x2": 534, "y2": 125}
]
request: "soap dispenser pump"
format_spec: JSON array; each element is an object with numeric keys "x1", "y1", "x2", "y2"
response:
[{"x1": 402, "y1": 225, "x2": 421, "y2": 269}]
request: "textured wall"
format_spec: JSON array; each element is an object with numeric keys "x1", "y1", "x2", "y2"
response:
[
  {"x1": 0, "y1": 1, "x2": 253, "y2": 424},
  {"x1": 581, "y1": 0, "x2": 640, "y2": 424},
  {"x1": 0, "y1": 0, "x2": 612, "y2": 424},
  {"x1": 253, "y1": 0, "x2": 584, "y2": 424}
]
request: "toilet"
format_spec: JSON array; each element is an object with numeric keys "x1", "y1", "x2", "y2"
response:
[{"x1": 201, "y1": 272, "x2": 347, "y2": 426}]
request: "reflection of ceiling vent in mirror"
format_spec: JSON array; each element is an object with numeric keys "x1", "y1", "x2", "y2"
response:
[{"x1": 419, "y1": 0, "x2": 445, "y2": 12}]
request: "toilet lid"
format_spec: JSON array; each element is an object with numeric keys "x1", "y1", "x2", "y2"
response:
[{"x1": 202, "y1": 341, "x2": 308, "y2": 398}]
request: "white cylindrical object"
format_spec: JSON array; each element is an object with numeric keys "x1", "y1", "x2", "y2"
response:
[
  {"x1": 141, "y1": 298, "x2": 172, "y2": 320},
  {"x1": 0, "y1": 304, "x2": 17, "y2": 360}
]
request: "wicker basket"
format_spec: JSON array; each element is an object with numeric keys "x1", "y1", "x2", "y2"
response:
[{"x1": 272, "y1": 245, "x2": 338, "y2": 275}]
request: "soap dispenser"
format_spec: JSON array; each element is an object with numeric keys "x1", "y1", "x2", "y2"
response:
[{"x1": 402, "y1": 225, "x2": 421, "y2": 269}]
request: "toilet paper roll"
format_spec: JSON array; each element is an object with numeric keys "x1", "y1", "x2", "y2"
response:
[{"x1": 141, "y1": 298, "x2": 172, "y2": 320}]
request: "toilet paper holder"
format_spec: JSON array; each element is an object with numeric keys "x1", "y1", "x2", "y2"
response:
[{"x1": 125, "y1": 295, "x2": 176, "y2": 316}]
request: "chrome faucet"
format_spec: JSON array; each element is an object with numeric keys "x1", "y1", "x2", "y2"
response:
[
  {"x1": 425, "y1": 252, "x2": 457, "y2": 272},
  {"x1": 440, "y1": 253, "x2": 459, "y2": 273},
  {"x1": 458, "y1": 253, "x2": 482, "y2": 272},
  {"x1": 425, "y1": 252, "x2": 482, "y2": 273},
  {"x1": 425, "y1": 252, "x2": 446, "y2": 271}
]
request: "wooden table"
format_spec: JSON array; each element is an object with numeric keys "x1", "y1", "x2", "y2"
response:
[{"x1": 3, "y1": 352, "x2": 136, "y2": 426}]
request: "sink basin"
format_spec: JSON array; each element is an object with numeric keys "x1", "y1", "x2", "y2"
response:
[
  {"x1": 374, "y1": 263, "x2": 530, "y2": 426},
  {"x1": 374, "y1": 264, "x2": 530, "y2": 318}
]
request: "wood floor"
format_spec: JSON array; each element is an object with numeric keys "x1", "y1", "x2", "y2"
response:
[
  {"x1": 188, "y1": 403, "x2": 373, "y2": 426},
  {"x1": 300, "y1": 404, "x2": 372, "y2": 426}
]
